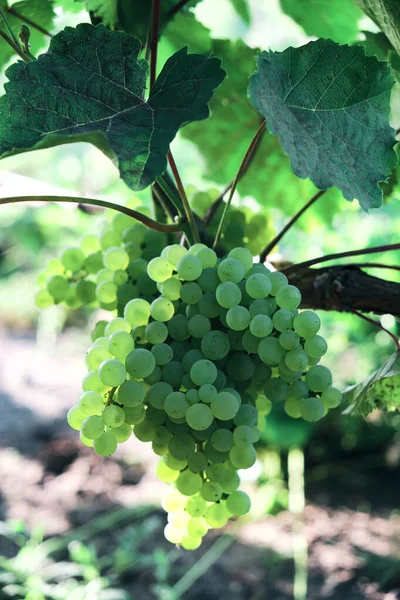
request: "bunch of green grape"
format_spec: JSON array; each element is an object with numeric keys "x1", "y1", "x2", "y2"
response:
[
  {"x1": 65, "y1": 241, "x2": 341, "y2": 550},
  {"x1": 35, "y1": 210, "x2": 168, "y2": 313}
]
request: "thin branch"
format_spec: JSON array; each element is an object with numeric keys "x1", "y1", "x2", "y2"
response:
[
  {"x1": 213, "y1": 120, "x2": 266, "y2": 249},
  {"x1": 260, "y1": 190, "x2": 325, "y2": 263},
  {"x1": 150, "y1": 0, "x2": 162, "y2": 89},
  {"x1": 284, "y1": 243, "x2": 400, "y2": 275},
  {"x1": 344, "y1": 305, "x2": 400, "y2": 350},
  {"x1": 0, "y1": 196, "x2": 182, "y2": 233},
  {"x1": 168, "y1": 0, "x2": 191, "y2": 17},
  {"x1": 0, "y1": 26, "x2": 31, "y2": 62},
  {"x1": 0, "y1": 7, "x2": 21, "y2": 49},
  {"x1": 204, "y1": 119, "x2": 266, "y2": 226},
  {"x1": 168, "y1": 152, "x2": 200, "y2": 244},
  {"x1": 5, "y1": 7, "x2": 53, "y2": 37},
  {"x1": 342, "y1": 262, "x2": 400, "y2": 272}
]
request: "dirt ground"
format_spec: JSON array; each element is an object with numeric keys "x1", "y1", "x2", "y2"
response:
[{"x1": 0, "y1": 328, "x2": 400, "y2": 600}]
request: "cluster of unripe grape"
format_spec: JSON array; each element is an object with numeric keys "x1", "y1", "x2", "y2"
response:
[{"x1": 62, "y1": 232, "x2": 341, "y2": 549}]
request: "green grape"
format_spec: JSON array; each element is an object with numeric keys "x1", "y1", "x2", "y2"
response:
[
  {"x1": 134, "y1": 420, "x2": 156, "y2": 442},
  {"x1": 147, "y1": 257, "x2": 173, "y2": 282},
  {"x1": 188, "y1": 243, "x2": 207, "y2": 255},
  {"x1": 82, "y1": 370, "x2": 109, "y2": 394},
  {"x1": 230, "y1": 444, "x2": 257, "y2": 469},
  {"x1": 102, "y1": 246, "x2": 129, "y2": 271},
  {"x1": 211, "y1": 428, "x2": 234, "y2": 451},
  {"x1": 304, "y1": 335, "x2": 328, "y2": 358},
  {"x1": 113, "y1": 422, "x2": 132, "y2": 442},
  {"x1": 286, "y1": 348, "x2": 308, "y2": 372},
  {"x1": 128, "y1": 258, "x2": 148, "y2": 280},
  {"x1": 197, "y1": 247, "x2": 217, "y2": 268},
  {"x1": 81, "y1": 235, "x2": 101, "y2": 255},
  {"x1": 216, "y1": 282, "x2": 242, "y2": 309},
  {"x1": 102, "y1": 404, "x2": 125, "y2": 427},
  {"x1": 97, "y1": 269, "x2": 114, "y2": 284},
  {"x1": 76, "y1": 280, "x2": 96, "y2": 304},
  {"x1": 85, "y1": 252, "x2": 104, "y2": 274},
  {"x1": 279, "y1": 330, "x2": 300, "y2": 350},
  {"x1": 188, "y1": 314, "x2": 211, "y2": 338},
  {"x1": 175, "y1": 470, "x2": 203, "y2": 496},
  {"x1": 165, "y1": 244, "x2": 187, "y2": 266},
  {"x1": 226, "y1": 306, "x2": 251, "y2": 331},
  {"x1": 79, "y1": 391, "x2": 104, "y2": 416},
  {"x1": 150, "y1": 297, "x2": 175, "y2": 322},
  {"x1": 96, "y1": 281, "x2": 118, "y2": 304},
  {"x1": 80, "y1": 432, "x2": 93, "y2": 447},
  {"x1": 198, "y1": 293, "x2": 220, "y2": 318},
  {"x1": 186, "y1": 389, "x2": 200, "y2": 404},
  {"x1": 258, "y1": 337, "x2": 284, "y2": 365},
  {"x1": 220, "y1": 469, "x2": 241, "y2": 493},
  {"x1": 245, "y1": 273, "x2": 272, "y2": 299},
  {"x1": 107, "y1": 331, "x2": 134, "y2": 359},
  {"x1": 177, "y1": 255, "x2": 203, "y2": 281},
  {"x1": 162, "y1": 361, "x2": 184, "y2": 387},
  {"x1": 205, "y1": 503, "x2": 230, "y2": 528},
  {"x1": 226, "y1": 352, "x2": 255, "y2": 382},
  {"x1": 153, "y1": 425, "x2": 171, "y2": 446},
  {"x1": 234, "y1": 404, "x2": 258, "y2": 426},
  {"x1": 160, "y1": 277, "x2": 182, "y2": 301},
  {"x1": 35, "y1": 289, "x2": 54, "y2": 309},
  {"x1": 67, "y1": 405, "x2": 86, "y2": 430},
  {"x1": 47, "y1": 275, "x2": 69, "y2": 300},
  {"x1": 268, "y1": 271, "x2": 288, "y2": 295},
  {"x1": 180, "y1": 282, "x2": 202, "y2": 304},
  {"x1": 124, "y1": 298, "x2": 151, "y2": 327},
  {"x1": 81, "y1": 415, "x2": 104, "y2": 439},
  {"x1": 299, "y1": 397, "x2": 325, "y2": 421},
  {"x1": 233, "y1": 425, "x2": 254, "y2": 446},
  {"x1": 293, "y1": 311, "x2": 321, "y2": 338},
  {"x1": 217, "y1": 258, "x2": 244, "y2": 284},
  {"x1": 306, "y1": 365, "x2": 332, "y2": 392},
  {"x1": 93, "y1": 431, "x2": 118, "y2": 456},
  {"x1": 145, "y1": 321, "x2": 168, "y2": 344},
  {"x1": 117, "y1": 283, "x2": 139, "y2": 305},
  {"x1": 186, "y1": 496, "x2": 207, "y2": 517},
  {"x1": 111, "y1": 212, "x2": 134, "y2": 234},
  {"x1": 321, "y1": 386, "x2": 342, "y2": 408},
  {"x1": 250, "y1": 314, "x2": 273, "y2": 337},
  {"x1": 275, "y1": 284, "x2": 302, "y2": 310},
  {"x1": 113, "y1": 270, "x2": 129, "y2": 286},
  {"x1": 131, "y1": 326, "x2": 148, "y2": 345},
  {"x1": 93, "y1": 337, "x2": 108, "y2": 348},
  {"x1": 242, "y1": 331, "x2": 259, "y2": 354},
  {"x1": 226, "y1": 491, "x2": 251, "y2": 516},
  {"x1": 124, "y1": 242, "x2": 142, "y2": 260},
  {"x1": 228, "y1": 247, "x2": 253, "y2": 274},
  {"x1": 126, "y1": 348, "x2": 156, "y2": 379},
  {"x1": 100, "y1": 230, "x2": 121, "y2": 250},
  {"x1": 151, "y1": 343, "x2": 173, "y2": 366},
  {"x1": 169, "y1": 433, "x2": 196, "y2": 460},
  {"x1": 187, "y1": 452, "x2": 208, "y2": 473},
  {"x1": 198, "y1": 384, "x2": 217, "y2": 403},
  {"x1": 168, "y1": 315, "x2": 190, "y2": 341},
  {"x1": 165, "y1": 391, "x2": 189, "y2": 418},
  {"x1": 186, "y1": 403, "x2": 214, "y2": 430},
  {"x1": 201, "y1": 330, "x2": 230, "y2": 361},
  {"x1": 249, "y1": 298, "x2": 274, "y2": 317},
  {"x1": 211, "y1": 391, "x2": 239, "y2": 420},
  {"x1": 124, "y1": 404, "x2": 146, "y2": 425},
  {"x1": 162, "y1": 489, "x2": 187, "y2": 512},
  {"x1": 61, "y1": 247, "x2": 85, "y2": 272},
  {"x1": 284, "y1": 396, "x2": 302, "y2": 418},
  {"x1": 182, "y1": 536, "x2": 202, "y2": 551},
  {"x1": 198, "y1": 267, "x2": 219, "y2": 292},
  {"x1": 201, "y1": 481, "x2": 222, "y2": 502},
  {"x1": 289, "y1": 380, "x2": 309, "y2": 399},
  {"x1": 156, "y1": 459, "x2": 179, "y2": 483},
  {"x1": 214, "y1": 370, "x2": 227, "y2": 391},
  {"x1": 171, "y1": 341, "x2": 192, "y2": 363},
  {"x1": 190, "y1": 359, "x2": 217, "y2": 386},
  {"x1": 164, "y1": 524, "x2": 184, "y2": 545}
]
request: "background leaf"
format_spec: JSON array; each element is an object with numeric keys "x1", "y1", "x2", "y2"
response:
[
  {"x1": 248, "y1": 39, "x2": 397, "y2": 211},
  {"x1": 280, "y1": 0, "x2": 363, "y2": 44},
  {"x1": 230, "y1": 0, "x2": 251, "y2": 25},
  {"x1": 355, "y1": 0, "x2": 400, "y2": 55},
  {"x1": 343, "y1": 352, "x2": 400, "y2": 415},
  {"x1": 86, "y1": 0, "x2": 117, "y2": 27},
  {"x1": 0, "y1": 23, "x2": 225, "y2": 191}
]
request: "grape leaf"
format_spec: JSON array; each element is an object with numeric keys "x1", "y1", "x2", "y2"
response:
[
  {"x1": 230, "y1": 0, "x2": 251, "y2": 25},
  {"x1": 343, "y1": 352, "x2": 400, "y2": 415},
  {"x1": 86, "y1": 0, "x2": 117, "y2": 26},
  {"x1": 355, "y1": 0, "x2": 400, "y2": 56},
  {"x1": 0, "y1": 23, "x2": 225, "y2": 191},
  {"x1": 0, "y1": 0, "x2": 54, "y2": 70},
  {"x1": 248, "y1": 39, "x2": 397, "y2": 211},
  {"x1": 182, "y1": 39, "x2": 343, "y2": 220},
  {"x1": 280, "y1": 0, "x2": 363, "y2": 44}
]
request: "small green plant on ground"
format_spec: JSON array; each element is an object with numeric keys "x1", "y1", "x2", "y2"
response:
[{"x1": 0, "y1": 0, "x2": 400, "y2": 554}]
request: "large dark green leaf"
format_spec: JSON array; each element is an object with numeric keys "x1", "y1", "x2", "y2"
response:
[
  {"x1": 280, "y1": 0, "x2": 363, "y2": 44},
  {"x1": 0, "y1": 0, "x2": 54, "y2": 70},
  {"x1": 0, "y1": 23, "x2": 225, "y2": 191},
  {"x1": 248, "y1": 39, "x2": 397, "y2": 211},
  {"x1": 343, "y1": 352, "x2": 400, "y2": 415},
  {"x1": 355, "y1": 0, "x2": 400, "y2": 55}
]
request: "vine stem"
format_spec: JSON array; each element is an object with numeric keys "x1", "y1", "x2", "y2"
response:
[
  {"x1": 0, "y1": 24, "x2": 31, "y2": 62},
  {"x1": 5, "y1": 7, "x2": 52, "y2": 37},
  {"x1": 168, "y1": 152, "x2": 200, "y2": 244},
  {"x1": 150, "y1": 0, "x2": 162, "y2": 89},
  {"x1": 168, "y1": 0, "x2": 191, "y2": 17},
  {"x1": 260, "y1": 190, "x2": 325, "y2": 262},
  {"x1": 343, "y1": 305, "x2": 400, "y2": 350},
  {"x1": 341, "y1": 262, "x2": 400, "y2": 272},
  {"x1": 283, "y1": 243, "x2": 400, "y2": 275},
  {"x1": 0, "y1": 196, "x2": 182, "y2": 233},
  {"x1": 213, "y1": 120, "x2": 266, "y2": 249}
]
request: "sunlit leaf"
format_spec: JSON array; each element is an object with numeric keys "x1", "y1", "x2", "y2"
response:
[
  {"x1": 230, "y1": 0, "x2": 251, "y2": 25},
  {"x1": 355, "y1": 0, "x2": 400, "y2": 55}
]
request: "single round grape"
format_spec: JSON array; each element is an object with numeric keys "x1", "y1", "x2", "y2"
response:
[
  {"x1": 220, "y1": 470, "x2": 241, "y2": 494},
  {"x1": 228, "y1": 247, "x2": 253, "y2": 274},
  {"x1": 201, "y1": 481, "x2": 222, "y2": 502},
  {"x1": 124, "y1": 298, "x2": 151, "y2": 327},
  {"x1": 233, "y1": 404, "x2": 258, "y2": 426},
  {"x1": 98, "y1": 359, "x2": 127, "y2": 387},
  {"x1": 47, "y1": 275, "x2": 69, "y2": 300},
  {"x1": 102, "y1": 404, "x2": 125, "y2": 428},
  {"x1": 293, "y1": 311, "x2": 321, "y2": 338},
  {"x1": 168, "y1": 315, "x2": 190, "y2": 341},
  {"x1": 186, "y1": 404, "x2": 214, "y2": 430},
  {"x1": 258, "y1": 337, "x2": 284, "y2": 365},
  {"x1": 211, "y1": 392, "x2": 239, "y2": 420},
  {"x1": 216, "y1": 282, "x2": 242, "y2": 309},
  {"x1": 175, "y1": 470, "x2": 203, "y2": 496},
  {"x1": 321, "y1": 386, "x2": 342, "y2": 408},
  {"x1": 35, "y1": 289, "x2": 54, "y2": 309},
  {"x1": 164, "y1": 524, "x2": 185, "y2": 545},
  {"x1": 188, "y1": 243, "x2": 207, "y2": 255},
  {"x1": 81, "y1": 234, "x2": 100, "y2": 255},
  {"x1": 85, "y1": 252, "x2": 104, "y2": 274},
  {"x1": 275, "y1": 284, "x2": 302, "y2": 310},
  {"x1": 86, "y1": 345, "x2": 113, "y2": 370},
  {"x1": 250, "y1": 314, "x2": 273, "y2": 337},
  {"x1": 198, "y1": 293, "x2": 221, "y2": 319},
  {"x1": 162, "y1": 361, "x2": 184, "y2": 388},
  {"x1": 165, "y1": 244, "x2": 187, "y2": 266},
  {"x1": 134, "y1": 420, "x2": 156, "y2": 442},
  {"x1": 81, "y1": 415, "x2": 104, "y2": 439},
  {"x1": 241, "y1": 331, "x2": 259, "y2": 354},
  {"x1": 165, "y1": 392, "x2": 189, "y2": 419},
  {"x1": 76, "y1": 280, "x2": 96, "y2": 304},
  {"x1": 279, "y1": 330, "x2": 300, "y2": 350},
  {"x1": 226, "y1": 490, "x2": 251, "y2": 516},
  {"x1": 151, "y1": 343, "x2": 173, "y2": 366},
  {"x1": 160, "y1": 277, "x2": 182, "y2": 301},
  {"x1": 197, "y1": 247, "x2": 217, "y2": 268},
  {"x1": 226, "y1": 306, "x2": 251, "y2": 331},
  {"x1": 186, "y1": 389, "x2": 200, "y2": 404},
  {"x1": 105, "y1": 318, "x2": 131, "y2": 336},
  {"x1": 100, "y1": 229, "x2": 121, "y2": 250},
  {"x1": 249, "y1": 298, "x2": 274, "y2": 317},
  {"x1": 230, "y1": 444, "x2": 257, "y2": 469},
  {"x1": 187, "y1": 451, "x2": 208, "y2": 473},
  {"x1": 218, "y1": 258, "x2": 244, "y2": 284},
  {"x1": 182, "y1": 535, "x2": 202, "y2": 551},
  {"x1": 245, "y1": 273, "x2": 272, "y2": 299},
  {"x1": 82, "y1": 370, "x2": 109, "y2": 394},
  {"x1": 233, "y1": 424, "x2": 254, "y2": 446},
  {"x1": 67, "y1": 405, "x2": 86, "y2": 430},
  {"x1": 205, "y1": 503, "x2": 229, "y2": 528},
  {"x1": 286, "y1": 348, "x2": 309, "y2": 372},
  {"x1": 80, "y1": 432, "x2": 93, "y2": 447},
  {"x1": 306, "y1": 365, "x2": 332, "y2": 392},
  {"x1": 103, "y1": 246, "x2": 129, "y2": 271},
  {"x1": 113, "y1": 422, "x2": 132, "y2": 442},
  {"x1": 150, "y1": 297, "x2": 175, "y2": 322},
  {"x1": 190, "y1": 360, "x2": 217, "y2": 386},
  {"x1": 113, "y1": 269, "x2": 129, "y2": 286},
  {"x1": 61, "y1": 247, "x2": 85, "y2": 272},
  {"x1": 145, "y1": 321, "x2": 168, "y2": 344},
  {"x1": 125, "y1": 348, "x2": 156, "y2": 380},
  {"x1": 180, "y1": 282, "x2": 203, "y2": 304},
  {"x1": 211, "y1": 428, "x2": 234, "y2": 452},
  {"x1": 304, "y1": 335, "x2": 328, "y2": 358},
  {"x1": 153, "y1": 425, "x2": 171, "y2": 447},
  {"x1": 299, "y1": 396, "x2": 325, "y2": 422},
  {"x1": 201, "y1": 330, "x2": 230, "y2": 360},
  {"x1": 186, "y1": 496, "x2": 207, "y2": 518},
  {"x1": 123, "y1": 405, "x2": 146, "y2": 425},
  {"x1": 272, "y1": 309, "x2": 294, "y2": 332},
  {"x1": 147, "y1": 257, "x2": 173, "y2": 283},
  {"x1": 177, "y1": 255, "x2": 202, "y2": 281},
  {"x1": 188, "y1": 314, "x2": 211, "y2": 338},
  {"x1": 162, "y1": 489, "x2": 187, "y2": 512},
  {"x1": 268, "y1": 271, "x2": 288, "y2": 295},
  {"x1": 198, "y1": 384, "x2": 217, "y2": 404},
  {"x1": 198, "y1": 267, "x2": 219, "y2": 293},
  {"x1": 93, "y1": 431, "x2": 118, "y2": 456},
  {"x1": 284, "y1": 396, "x2": 302, "y2": 418},
  {"x1": 156, "y1": 459, "x2": 180, "y2": 483},
  {"x1": 96, "y1": 281, "x2": 118, "y2": 304},
  {"x1": 107, "y1": 331, "x2": 134, "y2": 359},
  {"x1": 79, "y1": 391, "x2": 104, "y2": 416}
]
